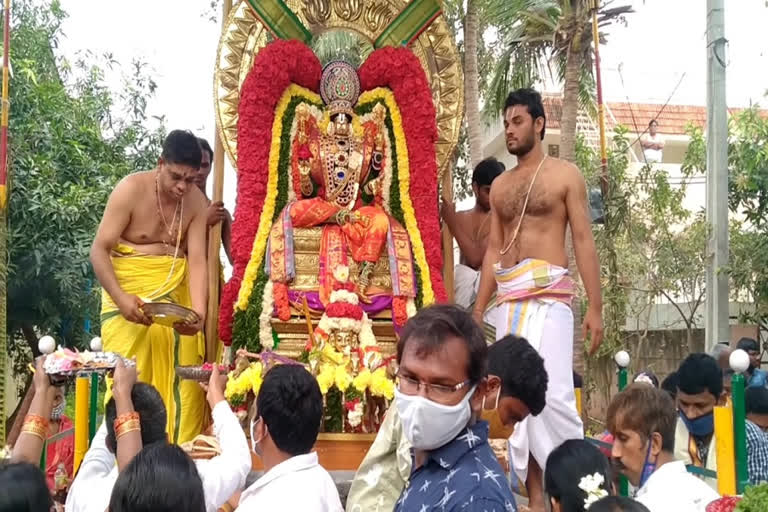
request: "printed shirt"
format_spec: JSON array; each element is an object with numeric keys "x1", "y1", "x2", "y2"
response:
[
  {"x1": 394, "y1": 421, "x2": 517, "y2": 512},
  {"x1": 745, "y1": 419, "x2": 768, "y2": 484}
]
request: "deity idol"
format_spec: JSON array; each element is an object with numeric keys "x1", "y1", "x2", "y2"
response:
[{"x1": 268, "y1": 61, "x2": 394, "y2": 303}]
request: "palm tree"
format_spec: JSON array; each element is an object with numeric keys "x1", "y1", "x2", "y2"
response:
[
  {"x1": 463, "y1": 0, "x2": 484, "y2": 168},
  {"x1": 482, "y1": 0, "x2": 631, "y2": 373}
]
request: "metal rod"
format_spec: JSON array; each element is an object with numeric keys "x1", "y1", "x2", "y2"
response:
[
  {"x1": 731, "y1": 372, "x2": 748, "y2": 493},
  {"x1": 618, "y1": 366, "x2": 628, "y2": 496},
  {"x1": 88, "y1": 372, "x2": 99, "y2": 444}
]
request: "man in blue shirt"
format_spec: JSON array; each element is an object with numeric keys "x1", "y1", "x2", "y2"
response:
[
  {"x1": 737, "y1": 337, "x2": 768, "y2": 389},
  {"x1": 393, "y1": 304, "x2": 518, "y2": 512}
]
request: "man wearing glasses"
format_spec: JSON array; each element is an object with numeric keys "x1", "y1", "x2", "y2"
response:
[{"x1": 349, "y1": 305, "x2": 520, "y2": 512}]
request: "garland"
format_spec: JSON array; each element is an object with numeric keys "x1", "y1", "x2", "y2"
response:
[
  {"x1": 220, "y1": 40, "x2": 322, "y2": 344},
  {"x1": 359, "y1": 47, "x2": 447, "y2": 303}
]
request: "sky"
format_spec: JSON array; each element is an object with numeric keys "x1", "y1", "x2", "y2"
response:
[{"x1": 54, "y1": 0, "x2": 768, "y2": 219}]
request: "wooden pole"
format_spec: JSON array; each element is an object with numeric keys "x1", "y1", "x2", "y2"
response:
[
  {"x1": 591, "y1": 1, "x2": 608, "y2": 198},
  {"x1": 205, "y1": 0, "x2": 233, "y2": 362},
  {"x1": 441, "y1": 168, "x2": 454, "y2": 303},
  {"x1": 0, "y1": 0, "x2": 12, "y2": 446}
]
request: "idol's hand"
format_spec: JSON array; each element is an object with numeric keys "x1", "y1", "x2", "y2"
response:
[
  {"x1": 118, "y1": 294, "x2": 151, "y2": 326},
  {"x1": 583, "y1": 306, "x2": 604, "y2": 356},
  {"x1": 351, "y1": 212, "x2": 370, "y2": 227}
]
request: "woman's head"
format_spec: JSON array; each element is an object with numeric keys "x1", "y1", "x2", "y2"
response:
[
  {"x1": 545, "y1": 439, "x2": 613, "y2": 512},
  {"x1": 108, "y1": 443, "x2": 205, "y2": 512},
  {"x1": 0, "y1": 462, "x2": 53, "y2": 512}
]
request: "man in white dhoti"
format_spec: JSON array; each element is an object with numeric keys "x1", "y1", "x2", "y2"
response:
[
  {"x1": 441, "y1": 157, "x2": 505, "y2": 309},
  {"x1": 473, "y1": 88, "x2": 604, "y2": 512}
]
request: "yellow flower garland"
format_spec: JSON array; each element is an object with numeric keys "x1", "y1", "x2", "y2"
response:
[
  {"x1": 357, "y1": 88, "x2": 435, "y2": 304},
  {"x1": 235, "y1": 85, "x2": 322, "y2": 311}
]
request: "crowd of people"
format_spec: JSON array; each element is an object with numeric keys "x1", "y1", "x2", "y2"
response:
[{"x1": 1, "y1": 86, "x2": 763, "y2": 512}]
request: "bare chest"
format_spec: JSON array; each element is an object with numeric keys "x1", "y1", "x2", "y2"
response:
[
  {"x1": 495, "y1": 171, "x2": 563, "y2": 223},
  {"x1": 124, "y1": 193, "x2": 192, "y2": 245}
]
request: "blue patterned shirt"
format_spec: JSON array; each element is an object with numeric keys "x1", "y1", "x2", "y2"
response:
[
  {"x1": 745, "y1": 419, "x2": 768, "y2": 484},
  {"x1": 394, "y1": 421, "x2": 517, "y2": 512}
]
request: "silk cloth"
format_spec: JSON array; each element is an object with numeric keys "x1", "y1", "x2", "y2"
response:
[{"x1": 100, "y1": 243, "x2": 205, "y2": 444}]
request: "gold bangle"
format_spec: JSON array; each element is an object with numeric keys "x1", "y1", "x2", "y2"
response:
[
  {"x1": 219, "y1": 504, "x2": 234, "y2": 512},
  {"x1": 116, "y1": 426, "x2": 140, "y2": 440},
  {"x1": 21, "y1": 414, "x2": 49, "y2": 441},
  {"x1": 116, "y1": 419, "x2": 141, "y2": 439}
]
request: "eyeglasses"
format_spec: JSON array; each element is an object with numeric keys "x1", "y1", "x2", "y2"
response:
[{"x1": 396, "y1": 371, "x2": 470, "y2": 400}]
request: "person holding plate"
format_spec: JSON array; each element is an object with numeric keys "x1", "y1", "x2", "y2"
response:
[{"x1": 90, "y1": 129, "x2": 209, "y2": 443}]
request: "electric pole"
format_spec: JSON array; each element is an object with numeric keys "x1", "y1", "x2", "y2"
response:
[{"x1": 705, "y1": 0, "x2": 729, "y2": 348}]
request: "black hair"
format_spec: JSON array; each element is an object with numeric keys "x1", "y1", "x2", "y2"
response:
[
  {"x1": 504, "y1": 88, "x2": 546, "y2": 139},
  {"x1": 607, "y1": 383, "x2": 677, "y2": 453},
  {"x1": 588, "y1": 496, "x2": 651, "y2": 512},
  {"x1": 677, "y1": 353, "x2": 723, "y2": 399},
  {"x1": 632, "y1": 370, "x2": 659, "y2": 388},
  {"x1": 472, "y1": 157, "x2": 505, "y2": 186},
  {"x1": 257, "y1": 364, "x2": 323, "y2": 456},
  {"x1": 648, "y1": 119, "x2": 658, "y2": 128},
  {"x1": 746, "y1": 386, "x2": 768, "y2": 415},
  {"x1": 108, "y1": 442, "x2": 205, "y2": 512},
  {"x1": 0, "y1": 462, "x2": 53, "y2": 512},
  {"x1": 488, "y1": 335, "x2": 547, "y2": 415},
  {"x1": 161, "y1": 129, "x2": 203, "y2": 169},
  {"x1": 545, "y1": 439, "x2": 613, "y2": 512},
  {"x1": 105, "y1": 383, "x2": 167, "y2": 453},
  {"x1": 660, "y1": 371, "x2": 678, "y2": 400},
  {"x1": 197, "y1": 137, "x2": 213, "y2": 162},
  {"x1": 737, "y1": 337, "x2": 760, "y2": 353},
  {"x1": 397, "y1": 304, "x2": 487, "y2": 385}
]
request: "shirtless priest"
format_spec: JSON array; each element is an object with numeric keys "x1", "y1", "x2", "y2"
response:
[
  {"x1": 473, "y1": 89, "x2": 603, "y2": 512},
  {"x1": 90, "y1": 130, "x2": 209, "y2": 444}
]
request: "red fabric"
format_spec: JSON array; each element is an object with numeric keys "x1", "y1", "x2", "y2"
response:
[
  {"x1": 218, "y1": 40, "x2": 322, "y2": 343},
  {"x1": 45, "y1": 415, "x2": 74, "y2": 492},
  {"x1": 358, "y1": 47, "x2": 447, "y2": 302}
]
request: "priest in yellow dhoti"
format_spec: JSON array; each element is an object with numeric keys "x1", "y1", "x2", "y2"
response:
[{"x1": 90, "y1": 130, "x2": 210, "y2": 444}]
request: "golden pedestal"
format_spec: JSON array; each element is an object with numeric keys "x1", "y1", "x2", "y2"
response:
[{"x1": 271, "y1": 227, "x2": 397, "y2": 359}]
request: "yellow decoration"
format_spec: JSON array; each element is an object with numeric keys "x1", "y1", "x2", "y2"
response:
[
  {"x1": 370, "y1": 367, "x2": 395, "y2": 400},
  {"x1": 235, "y1": 85, "x2": 322, "y2": 311},
  {"x1": 334, "y1": 365, "x2": 353, "y2": 392},
  {"x1": 353, "y1": 369, "x2": 372, "y2": 393},
  {"x1": 225, "y1": 362, "x2": 265, "y2": 401},
  {"x1": 317, "y1": 365, "x2": 335, "y2": 395},
  {"x1": 357, "y1": 88, "x2": 435, "y2": 304},
  {"x1": 74, "y1": 376, "x2": 89, "y2": 472},
  {"x1": 714, "y1": 404, "x2": 737, "y2": 496}
]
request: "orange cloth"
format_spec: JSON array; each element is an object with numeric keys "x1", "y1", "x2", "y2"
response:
[{"x1": 46, "y1": 415, "x2": 74, "y2": 492}]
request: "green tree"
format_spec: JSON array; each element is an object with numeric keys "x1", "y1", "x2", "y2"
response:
[{"x1": 4, "y1": 0, "x2": 165, "y2": 430}]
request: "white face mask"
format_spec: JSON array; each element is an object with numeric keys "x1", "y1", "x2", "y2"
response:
[
  {"x1": 395, "y1": 385, "x2": 476, "y2": 451},
  {"x1": 250, "y1": 417, "x2": 265, "y2": 456}
]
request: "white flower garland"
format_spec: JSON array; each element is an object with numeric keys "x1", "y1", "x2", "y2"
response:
[
  {"x1": 406, "y1": 298, "x2": 417, "y2": 319},
  {"x1": 259, "y1": 280, "x2": 275, "y2": 350},
  {"x1": 347, "y1": 401, "x2": 364, "y2": 428},
  {"x1": 330, "y1": 289, "x2": 359, "y2": 305},
  {"x1": 579, "y1": 472, "x2": 608, "y2": 509}
]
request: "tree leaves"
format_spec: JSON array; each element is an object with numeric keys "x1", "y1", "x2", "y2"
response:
[{"x1": 6, "y1": 0, "x2": 164, "y2": 351}]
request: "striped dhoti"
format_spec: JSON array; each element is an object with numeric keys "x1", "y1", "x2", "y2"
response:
[{"x1": 491, "y1": 258, "x2": 584, "y2": 484}]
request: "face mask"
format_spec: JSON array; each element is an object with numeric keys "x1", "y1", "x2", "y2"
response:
[
  {"x1": 395, "y1": 386, "x2": 476, "y2": 451},
  {"x1": 679, "y1": 410, "x2": 715, "y2": 437},
  {"x1": 480, "y1": 389, "x2": 516, "y2": 439},
  {"x1": 638, "y1": 437, "x2": 656, "y2": 488},
  {"x1": 51, "y1": 399, "x2": 65, "y2": 421},
  {"x1": 250, "y1": 417, "x2": 265, "y2": 456}
]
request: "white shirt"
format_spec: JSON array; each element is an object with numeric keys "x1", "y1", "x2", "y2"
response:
[
  {"x1": 635, "y1": 460, "x2": 720, "y2": 512},
  {"x1": 642, "y1": 133, "x2": 664, "y2": 163},
  {"x1": 65, "y1": 401, "x2": 251, "y2": 512},
  {"x1": 238, "y1": 452, "x2": 343, "y2": 512}
]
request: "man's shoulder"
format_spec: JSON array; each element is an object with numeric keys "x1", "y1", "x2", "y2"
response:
[{"x1": 113, "y1": 171, "x2": 150, "y2": 196}]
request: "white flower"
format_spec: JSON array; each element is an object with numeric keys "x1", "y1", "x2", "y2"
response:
[
  {"x1": 259, "y1": 281, "x2": 275, "y2": 350},
  {"x1": 579, "y1": 472, "x2": 608, "y2": 509},
  {"x1": 333, "y1": 266, "x2": 350, "y2": 283},
  {"x1": 348, "y1": 402, "x2": 364, "y2": 427}
]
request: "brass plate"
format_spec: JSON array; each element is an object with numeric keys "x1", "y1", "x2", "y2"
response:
[
  {"x1": 214, "y1": 0, "x2": 463, "y2": 180},
  {"x1": 141, "y1": 302, "x2": 199, "y2": 328}
]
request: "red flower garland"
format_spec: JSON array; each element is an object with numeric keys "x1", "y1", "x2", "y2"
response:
[
  {"x1": 392, "y1": 296, "x2": 408, "y2": 327},
  {"x1": 325, "y1": 302, "x2": 364, "y2": 321},
  {"x1": 359, "y1": 48, "x2": 447, "y2": 302},
  {"x1": 219, "y1": 40, "x2": 322, "y2": 343},
  {"x1": 273, "y1": 282, "x2": 291, "y2": 321}
]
